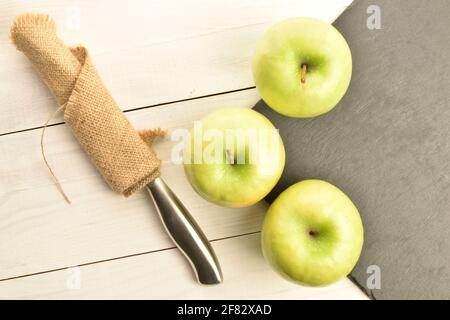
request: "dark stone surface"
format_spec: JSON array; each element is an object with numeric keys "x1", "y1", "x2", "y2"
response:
[{"x1": 254, "y1": 0, "x2": 450, "y2": 299}]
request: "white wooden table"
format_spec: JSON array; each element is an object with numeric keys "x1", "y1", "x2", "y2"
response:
[{"x1": 0, "y1": 0, "x2": 367, "y2": 299}]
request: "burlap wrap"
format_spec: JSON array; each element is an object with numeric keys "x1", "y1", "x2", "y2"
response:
[{"x1": 10, "y1": 13, "x2": 161, "y2": 197}]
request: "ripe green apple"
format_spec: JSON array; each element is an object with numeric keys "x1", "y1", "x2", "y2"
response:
[
  {"x1": 183, "y1": 108, "x2": 285, "y2": 208},
  {"x1": 252, "y1": 17, "x2": 352, "y2": 118},
  {"x1": 261, "y1": 180, "x2": 363, "y2": 286}
]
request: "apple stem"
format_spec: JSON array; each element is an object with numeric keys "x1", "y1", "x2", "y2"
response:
[
  {"x1": 301, "y1": 64, "x2": 307, "y2": 84},
  {"x1": 226, "y1": 149, "x2": 234, "y2": 165}
]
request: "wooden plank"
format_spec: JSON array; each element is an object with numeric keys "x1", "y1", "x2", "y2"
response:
[
  {"x1": 0, "y1": 89, "x2": 268, "y2": 280},
  {"x1": 0, "y1": 233, "x2": 368, "y2": 299},
  {"x1": 0, "y1": 0, "x2": 352, "y2": 135}
]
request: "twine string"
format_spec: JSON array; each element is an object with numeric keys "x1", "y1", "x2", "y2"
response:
[{"x1": 40, "y1": 103, "x2": 72, "y2": 204}]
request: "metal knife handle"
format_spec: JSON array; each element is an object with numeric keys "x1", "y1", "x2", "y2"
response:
[{"x1": 146, "y1": 177, "x2": 223, "y2": 284}]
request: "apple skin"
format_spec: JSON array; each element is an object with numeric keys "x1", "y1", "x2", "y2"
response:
[
  {"x1": 252, "y1": 17, "x2": 352, "y2": 118},
  {"x1": 183, "y1": 108, "x2": 285, "y2": 208},
  {"x1": 261, "y1": 180, "x2": 363, "y2": 286}
]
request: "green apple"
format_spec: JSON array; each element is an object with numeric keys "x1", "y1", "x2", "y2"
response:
[
  {"x1": 183, "y1": 108, "x2": 285, "y2": 208},
  {"x1": 261, "y1": 180, "x2": 363, "y2": 286},
  {"x1": 252, "y1": 17, "x2": 352, "y2": 118}
]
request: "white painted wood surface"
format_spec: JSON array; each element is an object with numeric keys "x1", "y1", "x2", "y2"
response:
[
  {"x1": 0, "y1": 234, "x2": 367, "y2": 299},
  {"x1": 0, "y1": 0, "x2": 350, "y2": 135},
  {"x1": 0, "y1": 0, "x2": 365, "y2": 299}
]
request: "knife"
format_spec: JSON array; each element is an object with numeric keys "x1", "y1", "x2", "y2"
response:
[{"x1": 146, "y1": 177, "x2": 223, "y2": 284}]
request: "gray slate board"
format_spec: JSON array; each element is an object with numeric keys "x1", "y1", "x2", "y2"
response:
[{"x1": 254, "y1": 0, "x2": 450, "y2": 299}]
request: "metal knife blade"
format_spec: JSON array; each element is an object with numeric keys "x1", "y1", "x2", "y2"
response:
[{"x1": 146, "y1": 177, "x2": 223, "y2": 284}]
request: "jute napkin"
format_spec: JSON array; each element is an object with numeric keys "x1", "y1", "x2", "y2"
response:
[{"x1": 10, "y1": 13, "x2": 163, "y2": 198}]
